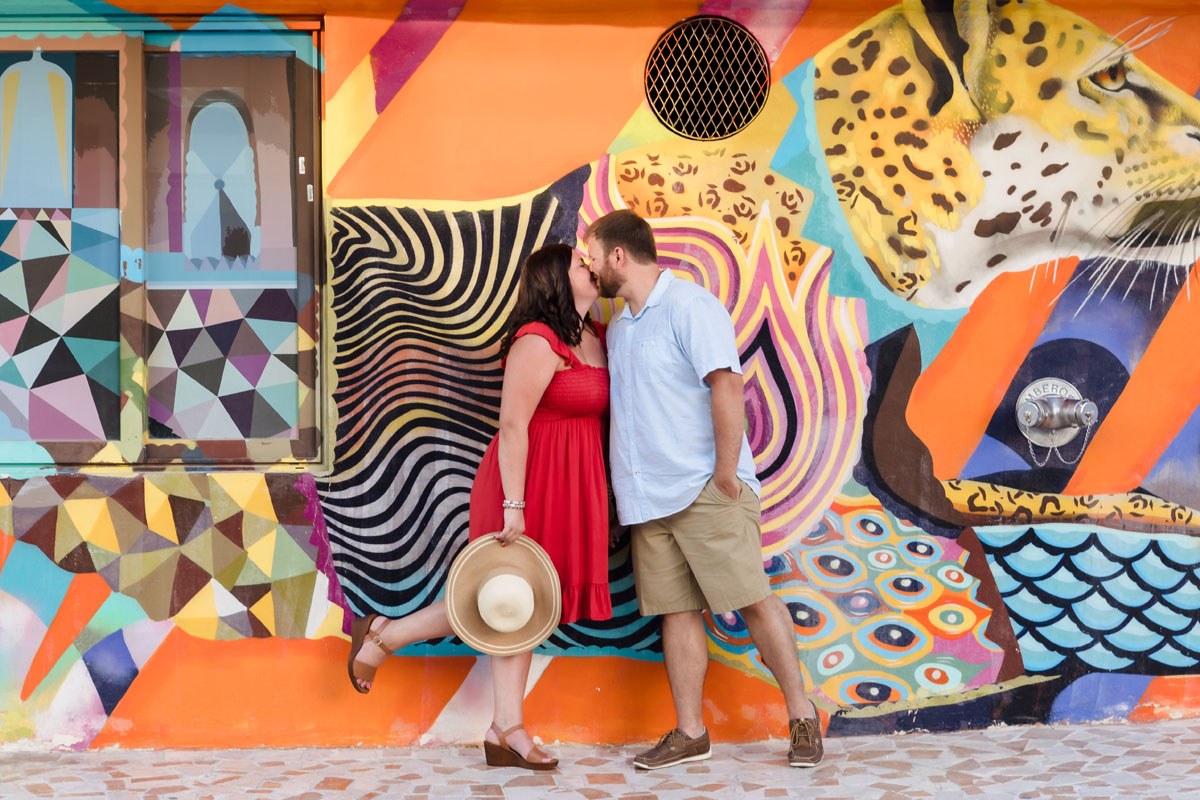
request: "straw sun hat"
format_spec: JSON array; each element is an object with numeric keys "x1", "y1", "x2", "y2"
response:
[{"x1": 445, "y1": 535, "x2": 562, "y2": 656}]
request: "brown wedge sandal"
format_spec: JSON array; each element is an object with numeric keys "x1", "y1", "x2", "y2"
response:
[
  {"x1": 482, "y1": 723, "x2": 558, "y2": 771},
  {"x1": 347, "y1": 613, "x2": 385, "y2": 694}
]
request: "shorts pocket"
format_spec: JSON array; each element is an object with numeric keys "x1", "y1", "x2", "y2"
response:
[{"x1": 704, "y1": 476, "x2": 741, "y2": 504}]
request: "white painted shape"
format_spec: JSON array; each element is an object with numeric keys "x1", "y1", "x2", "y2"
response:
[
  {"x1": 304, "y1": 572, "x2": 335, "y2": 639},
  {"x1": 0, "y1": 589, "x2": 47, "y2": 696},
  {"x1": 35, "y1": 658, "x2": 106, "y2": 749},
  {"x1": 121, "y1": 619, "x2": 174, "y2": 668},
  {"x1": 418, "y1": 653, "x2": 553, "y2": 745},
  {"x1": 210, "y1": 578, "x2": 244, "y2": 618}
]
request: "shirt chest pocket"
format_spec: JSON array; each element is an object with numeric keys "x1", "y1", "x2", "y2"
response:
[
  {"x1": 636, "y1": 336, "x2": 677, "y2": 359},
  {"x1": 634, "y1": 335, "x2": 694, "y2": 380}
]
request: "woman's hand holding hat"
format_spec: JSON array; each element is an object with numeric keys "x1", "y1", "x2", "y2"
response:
[{"x1": 494, "y1": 507, "x2": 525, "y2": 546}]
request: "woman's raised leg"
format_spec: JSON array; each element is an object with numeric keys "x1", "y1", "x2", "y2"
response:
[{"x1": 350, "y1": 600, "x2": 454, "y2": 692}]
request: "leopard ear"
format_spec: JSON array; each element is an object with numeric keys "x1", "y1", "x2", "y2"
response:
[
  {"x1": 907, "y1": 0, "x2": 995, "y2": 110},
  {"x1": 956, "y1": 0, "x2": 1009, "y2": 98}
]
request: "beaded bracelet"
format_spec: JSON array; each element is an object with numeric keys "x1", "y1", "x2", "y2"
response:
[{"x1": 502, "y1": 499, "x2": 526, "y2": 510}]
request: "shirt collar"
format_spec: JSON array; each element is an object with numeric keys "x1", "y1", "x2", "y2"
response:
[{"x1": 618, "y1": 269, "x2": 673, "y2": 321}]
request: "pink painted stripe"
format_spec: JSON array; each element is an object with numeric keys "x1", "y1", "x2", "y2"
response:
[
  {"x1": 370, "y1": 0, "x2": 464, "y2": 114},
  {"x1": 698, "y1": 0, "x2": 812, "y2": 63},
  {"x1": 297, "y1": 473, "x2": 353, "y2": 634}
]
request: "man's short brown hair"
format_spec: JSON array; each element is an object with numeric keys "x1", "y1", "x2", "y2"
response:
[{"x1": 585, "y1": 209, "x2": 657, "y2": 264}]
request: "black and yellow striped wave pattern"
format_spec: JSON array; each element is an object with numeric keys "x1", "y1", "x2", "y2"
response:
[{"x1": 320, "y1": 172, "x2": 661, "y2": 653}]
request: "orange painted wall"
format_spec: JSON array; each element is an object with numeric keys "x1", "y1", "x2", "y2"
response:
[{"x1": 4, "y1": 0, "x2": 1200, "y2": 754}]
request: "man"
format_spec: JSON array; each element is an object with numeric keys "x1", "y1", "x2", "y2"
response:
[{"x1": 584, "y1": 209, "x2": 822, "y2": 769}]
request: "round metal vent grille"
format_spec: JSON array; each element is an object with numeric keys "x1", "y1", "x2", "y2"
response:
[{"x1": 644, "y1": 15, "x2": 770, "y2": 141}]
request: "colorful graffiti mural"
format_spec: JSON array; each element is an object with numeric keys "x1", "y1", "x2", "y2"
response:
[{"x1": 2, "y1": 0, "x2": 1200, "y2": 751}]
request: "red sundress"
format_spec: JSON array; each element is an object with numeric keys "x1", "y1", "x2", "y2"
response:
[{"x1": 468, "y1": 321, "x2": 613, "y2": 624}]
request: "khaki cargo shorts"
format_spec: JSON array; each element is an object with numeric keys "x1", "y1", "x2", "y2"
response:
[{"x1": 631, "y1": 476, "x2": 772, "y2": 615}]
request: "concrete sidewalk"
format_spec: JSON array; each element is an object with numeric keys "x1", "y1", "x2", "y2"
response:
[{"x1": 3, "y1": 717, "x2": 1199, "y2": 799}]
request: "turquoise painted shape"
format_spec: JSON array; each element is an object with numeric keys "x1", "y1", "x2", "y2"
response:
[
  {"x1": 1026, "y1": 525, "x2": 1095, "y2": 549},
  {"x1": 1004, "y1": 541, "x2": 1061, "y2": 579},
  {"x1": 0, "y1": 359, "x2": 25, "y2": 388},
  {"x1": 1014, "y1": 634, "x2": 1065, "y2": 671},
  {"x1": 1148, "y1": 642, "x2": 1198, "y2": 668},
  {"x1": 0, "y1": 540, "x2": 73, "y2": 626},
  {"x1": 1103, "y1": 572, "x2": 1154, "y2": 609},
  {"x1": 145, "y1": 25, "x2": 319, "y2": 70},
  {"x1": 1162, "y1": 581, "x2": 1200, "y2": 611},
  {"x1": 1068, "y1": 547, "x2": 1124, "y2": 580},
  {"x1": 244, "y1": 318, "x2": 294, "y2": 354},
  {"x1": 72, "y1": 214, "x2": 120, "y2": 280},
  {"x1": 1076, "y1": 641, "x2": 1135, "y2": 670},
  {"x1": 1040, "y1": 615, "x2": 1093, "y2": 649},
  {"x1": 1142, "y1": 602, "x2": 1193, "y2": 633},
  {"x1": 1072, "y1": 591, "x2": 1126, "y2": 633},
  {"x1": 1094, "y1": 529, "x2": 1152, "y2": 560},
  {"x1": 989, "y1": 560, "x2": 1021, "y2": 594},
  {"x1": 71, "y1": 208, "x2": 118, "y2": 238},
  {"x1": 75, "y1": 591, "x2": 146, "y2": 654},
  {"x1": 1003, "y1": 587, "x2": 1062, "y2": 624},
  {"x1": 145, "y1": 252, "x2": 296, "y2": 288},
  {"x1": 1037, "y1": 564, "x2": 1092, "y2": 601},
  {"x1": 772, "y1": 60, "x2": 963, "y2": 365},
  {"x1": 120, "y1": 245, "x2": 144, "y2": 283},
  {"x1": 1176, "y1": 623, "x2": 1200, "y2": 653},
  {"x1": 974, "y1": 526, "x2": 1027, "y2": 548},
  {"x1": 1130, "y1": 549, "x2": 1185, "y2": 592},
  {"x1": 1104, "y1": 619, "x2": 1163, "y2": 653},
  {"x1": 1156, "y1": 535, "x2": 1200, "y2": 567}
]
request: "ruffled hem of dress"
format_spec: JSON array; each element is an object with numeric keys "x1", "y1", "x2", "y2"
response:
[{"x1": 560, "y1": 583, "x2": 613, "y2": 624}]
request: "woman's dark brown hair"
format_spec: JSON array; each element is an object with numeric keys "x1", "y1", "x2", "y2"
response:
[{"x1": 499, "y1": 243, "x2": 588, "y2": 361}]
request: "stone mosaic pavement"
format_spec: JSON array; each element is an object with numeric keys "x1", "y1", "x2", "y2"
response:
[{"x1": 3, "y1": 717, "x2": 1200, "y2": 799}]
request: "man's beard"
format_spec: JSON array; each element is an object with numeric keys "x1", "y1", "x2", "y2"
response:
[{"x1": 596, "y1": 268, "x2": 620, "y2": 298}]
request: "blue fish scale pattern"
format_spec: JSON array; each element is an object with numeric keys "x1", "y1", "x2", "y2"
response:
[{"x1": 976, "y1": 525, "x2": 1200, "y2": 673}]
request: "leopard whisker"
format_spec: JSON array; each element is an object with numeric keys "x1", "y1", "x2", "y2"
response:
[
  {"x1": 1115, "y1": 19, "x2": 1174, "y2": 62},
  {"x1": 1085, "y1": 17, "x2": 1174, "y2": 74},
  {"x1": 1094, "y1": 234, "x2": 1148, "y2": 307},
  {"x1": 1065, "y1": 238, "x2": 1134, "y2": 312},
  {"x1": 1117, "y1": 207, "x2": 1186, "y2": 306},
  {"x1": 1160, "y1": 205, "x2": 1197, "y2": 295},
  {"x1": 1093, "y1": 228, "x2": 1149, "y2": 303},
  {"x1": 1174, "y1": 213, "x2": 1200, "y2": 303},
  {"x1": 1089, "y1": 15, "x2": 1152, "y2": 64},
  {"x1": 1062, "y1": 172, "x2": 1160, "y2": 256},
  {"x1": 1105, "y1": 230, "x2": 1155, "y2": 308},
  {"x1": 1075, "y1": 207, "x2": 1170, "y2": 312},
  {"x1": 1093, "y1": 172, "x2": 1178, "y2": 245},
  {"x1": 1183, "y1": 214, "x2": 1200, "y2": 302},
  {"x1": 1148, "y1": 215, "x2": 1184, "y2": 306},
  {"x1": 1049, "y1": 191, "x2": 1075, "y2": 244},
  {"x1": 1048, "y1": 174, "x2": 1169, "y2": 305}
]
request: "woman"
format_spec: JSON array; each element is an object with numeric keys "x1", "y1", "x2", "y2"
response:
[{"x1": 347, "y1": 243, "x2": 612, "y2": 770}]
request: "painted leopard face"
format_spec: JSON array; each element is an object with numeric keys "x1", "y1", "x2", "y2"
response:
[{"x1": 814, "y1": 0, "x2": 1200, "y2": 308}]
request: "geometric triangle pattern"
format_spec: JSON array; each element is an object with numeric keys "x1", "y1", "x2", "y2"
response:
[
  {"x1": 0, "y1": 207, "x2": 120, "y2": 440},
  {"x1": 146, "y1": 287, "x2": 299, "y2": 439},
  {"x1": 8, "y1": 471, "x2": 341, "y2": 642}
]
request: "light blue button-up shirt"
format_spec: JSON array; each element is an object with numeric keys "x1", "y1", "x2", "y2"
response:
[{"x1": 607, "y1": 270, "x2": 760, "y2": 526}]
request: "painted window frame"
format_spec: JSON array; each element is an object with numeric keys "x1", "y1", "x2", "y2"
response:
[{"x1": 0, "y1": 18, "x2": 325, "y2": 471}]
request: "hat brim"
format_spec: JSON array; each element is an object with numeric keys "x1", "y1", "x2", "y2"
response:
[{"x1": 446, "y1": 535, "x2": 561, "y2": 656}]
